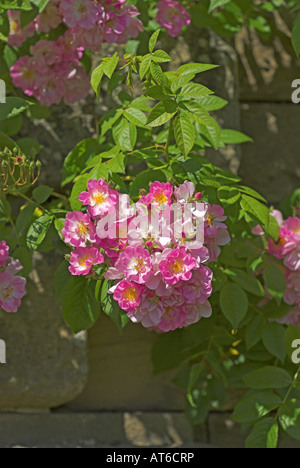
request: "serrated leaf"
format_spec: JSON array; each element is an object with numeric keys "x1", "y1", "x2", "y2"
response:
[
  {"x1": 220, "y1": 283, "x2": 248, "y2": 329},
  {"x1": 124, "y1": 107, "x2": 147, "y2": 127},
  {"x1": 178, "y1": 63, "x2": 219, "y2": 76},
  {"x1": 91, "y1": 63, "x2": 104, "y2": 100},
  {"x1": 221, "y1": 129, "x2": 253, "y2": 144},
  {"x1": 101, "y1": 280, "x2": 129, "y2": 333},
  {"x1": 232, "y1": 392, "x2": 282, "y2": 424},
  {"x1": 139, "y1": 54, "x2": 152, "y2": 80},
  {"x1": 174, "y1": 112, "x2": 195, "y2": 158},
  {"x1": 33, "y1": 185, "x2": 53, "y2": 204},
  {"x1": 103, "y1": 53, "x2": 119, "y2": 79},
  {"x1": 147, "y1": 100, "x2": 178, "y2": 127},
  {"x1": 262, "y1": 322, "x2": 286, "y2": 363},
  {"x1": 152, "y1": 50, "x2": 172, "y2": 63},
  {"x1": 63, "y1": 277, "x2": 100, "y2": 333},
  {"x1": 179, "y1": 82, "x2": 214, "y2": 98},
  {"x1": 27, "y1": 213, "x2": 54, "y2": 251},
  {"x1": 243, "y1": 367, "x2": 292, "y2": 389},
  {"x1": 150, "y1": 61, "x2": 163, "y2": 85},
  {"x1": 246, "y1": 315, "x2": 266, "y2": 350},
  {"x1": 263, "y1": 263, "x2": 286, "y2": 304},
  {"x1": 246, "y1": 418, "x2": 278, "y2": 448},
  {"x1": 149, "y1": 29, "x2": 160, "y2": 53}
]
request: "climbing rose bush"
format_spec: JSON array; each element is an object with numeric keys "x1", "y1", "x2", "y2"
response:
[
  {"x1": 0, "y1": 241, "x2": 27, "y2": 314},
  {"x1": 62, "y1": 179, "x2": 230, "y2": 332},
  {"x1": 6, "y1": 0, "x2": 189, "y2": 106},
  {"x1": 254, "y1": 210, "x2": 300, "y2": 327}
]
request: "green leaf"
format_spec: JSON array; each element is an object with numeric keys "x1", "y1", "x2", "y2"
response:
[
  {"x1": 0, "y1": 0, "x2": 32, "y2": 10},
  {"x1": 147, "y1": 100, "x2": 178, "y2": 127},
  {"x1": 220, "y1": 283, "x2": 248, "y2": 329},
  {"x1": 178, "y1": 82, "x2": 214, "y2": 98},
  {"x1": 91, "y1": 63, "x2": 104, "y2": 100},
  {"x1": 178, "y1": 63, "x2": 219, "y2": 76},
  {"x1": 262, "y1": 322, "x2": 287, "y2": 364},
  {"x1": 62, "y1": 138, "x2": 101, "y2": 187},
  {"x1": 228, "y1": 269, "x2": 265, "y2": 297},
  {"x1": 279, "y1": 399, "x2": 300, "y2": 441},
  {"x1": 195, "y1": 95, "x2": 228, "y2": 111},
  {"x1": 33, "y1": 185, "x2": 53, "y2": 204},
  {"x1": 15, "y1": 204, "x2": 35, "y2": 233},
  {"x1": 220, "y1": 129, "x2": 253, "y2": 144},
  {"x1": 55, "y1": 261, "x2": 71, "y2": 302},
  {"x1": 243, "y1": 367, "x2": 292, "y2": 389},
  {"x1": 240, "y1": 195, "x2": 270, "y2": 235},
  {"x1": 130, "y1": 169, "x2": 167, "y2": 196},
  {"x1": 174, "y1": 112, "x2": 195, "y2": 158},
  {"x1": 27, "y1": 213, "x2": 54, "y2": 251},
  {"x1": 103, "y1": 53, "x2": 119, "y2": 79},
  {"x1": 246, "y1": 315, "x2": 266, "y2": 350},
  {"x1": 30, "y1": 0, "x2": 50, "y2": 12},
  {"x1": 292, "y1": 17, "x2": 300, "y2": 56},
  {"x1": 171, "y1": 74, "x2": 195, "y2": 93},
  {"x1": 0, "y1": 97, "x2": 31, "y2": 120},
  {"x1": 113, "y1": 118, "x2": 137, "y2": 151},
  {"x1": 100, "y1": 108, "x2": 123, "y2": 137},
  {"x1": 152, "y1": 50, "x2": 172, "y2": 63},
  {"x1": 246, "y1": 418, "x2": 278, "y2": 449},
  {"x1": 124, "y1": 107, "x2": 147, "y2": 127},
  {"x1": 149, "y1": 29, "x2": 160, "y2": 53},
  {"x1": 232, "y1": 391, "x2": 282, "y2": 424},
  {"x1": 139, "y1": 54, "x2": 152, "y2": 80},
  {"x1": 70, "y1": 174, "x2": 90, "y2": 211},
  {"x1": 150, "y1": 61, "x2": 163, "y2": 85},
  {"x1": 63, "y1": 277, "x2": 100, "y2": 333},
  {"x1": 101, "y1": 280, "x2": 129, "y2": 333},
  {"x1": 267, "y1": 421, "x2": 279, "y2": 449},
  {"x1": 263, "y1": 263, "x2": 286, "y2": 304},
  {"x1": 217, "y1": 186, "x2": 240, "y2": 205},
  {"x1": 13, "y1": 246, "x2": 32, "y2": 276}
]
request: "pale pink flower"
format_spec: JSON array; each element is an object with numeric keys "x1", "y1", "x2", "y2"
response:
[
  {"x1": 30, "y1": 40, "x2": 63, "y2": 72},
  {"x1": 60, "y1": 0, "x2": 100, "y2": 29},
  {"x1": 7, "y1": 10, "x2": 35, "y2": 47},
  {"x1": 284, "y1": 270, "x2": 300, "y2": 306},
  {"x1": 0, "y1": 270, "x2": 26, "y2": 313},
  {"x1": 0, "y1": 241, "x2": 9, "y2": 267},
  {"x1": 278, "y1": 304, "x2": 300, "y2": 328},
  {"x1": 112, "y1": 280, "x2": 144, "y2": 312},
  {"x1": 69, "y1": 246, "x2": 104, "y2": 276},
  {"x1": 103, "y1": 8, "x2": 127, "y2": 43},
  {"x1": 10, "y1": 57, "x2": 38, "y2": 97},
  {"x1": 80, "y1": 179, "x2": 119, "y2": 219},
  {"x1": 180, "y1": 266, "x2": 213, "y2": 305},
  {"x1": 156, "y1": 0, "x2": 191, "y2": 38},
  {"x1": 175, "y1": 181, "x2": 195, "y2": 202},
  {"x1": 155, "y1": 305, "x2": 186, "y2": 332},
  {"x1": 64, "y1": 65, "x2": 90, "y2": 105},
  {"x1": 182, "y1": 301, "x2": 212, "y2": 327},
  {"x1": 150, "y1": 182, "x2": 173, "y2": 207},
  {"x1": 128, "y1": 294, "x2": 164, "y2": 328},
  {"x1": 65, "y1": 24, "x2": 104, "y2": 52},
  {"x1": 114, "y1": 246, "x2": 152, "y2": 284},
  {"x1": 284, "y1": 245, "x2": 300, "y2": 272},
  {"x1": 35, "y1": 0, "x2": 63, "y2": 33},
  {"x1": 159, "y1": 248, "x2": 197, "y2": 285},
  {"x1": 205, "y1": 204, "x2": 227, "y2": 236},
  {"x1": 114, "y1": 5, "x2": 143, "y2": 43},
  {"x1": 62, "y1": 211, "x2": 97, "y2": 248},
  {"x1": 36, "y1": 74, "x2": 66, "y2": 106}
]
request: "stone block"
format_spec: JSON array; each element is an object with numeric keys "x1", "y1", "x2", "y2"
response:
[
  {"x1": 239, "y1": 103, "x2": 300, "y2": 204},
  {"x1": 0, "y1": 252, "x2": 88, "y2": 411}
]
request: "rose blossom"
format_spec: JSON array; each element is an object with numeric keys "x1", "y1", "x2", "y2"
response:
[
  {"x1": 114, "y1": 246, "x2": 152, "y2": 284},
  {"x1": 0, "y1": 270, "x2": 26, "y2": 313},
  {"x1": 79, "y1": 179, "x2": 119, "y2": 219},
  {"x1": 62, "y1": 211, "x2": 97, "y2": 247},
  {"x1": 0, "y1": 241, "x2": 9, "y2": 267},
  {"x1": 112, "y1": 280, "x2": 144, "y2": 312},
  {"x1": 159, "y1": 248, "x2": 197, "y2": 285},
  {"x1": 69, "y1": 247, "x2": 104, "y2": 276},
  {"x1": 156, "y1": 0, "x2": 191, "y2": 38}
]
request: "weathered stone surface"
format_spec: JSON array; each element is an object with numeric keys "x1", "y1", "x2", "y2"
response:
[
  {"x1": 237, "y1": 24, "x2": 300, "y2": 102},
  {"x1": 239, "y1": 103, "x2": 300, "y2": 205},
  {"x1": 67, "y1": 313, "x2": 185, "y2": 412},
  {"x1": 0, "y1": 412, "x2": 208, "y2": 448},
  {"x1": 0, "y1": 252, "x2": 88, "y2": 411}
]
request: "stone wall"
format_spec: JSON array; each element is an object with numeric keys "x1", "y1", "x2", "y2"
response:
[{"x1": 1, "y1": 21, "x2": 300, "y2": 447}]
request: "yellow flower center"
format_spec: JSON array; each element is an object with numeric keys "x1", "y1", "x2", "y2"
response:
[
  {"x1": 133, "y1": 258, "x2": 145, "y2": 272},
  {"x1": 79, "y1": 255, "x2": 89, "y2": 267},
  {"x1": 78, "y1": 222, "x2": 88, "y2": 237},
  {"x1": 170, "y1": 260, "x2": 183, "y2": 274},
  {"x1": 3, "y1": 287, "x2": 13, "y2": 299},
  {"x1": 206, "y1": 214, "x2": 214, "y2": 225},
  {"x1": 78, "y1": 4, "x2": 87, "y2": 14},
  {"x1": 11, "y1": 20, "x2": 20, "y2": 34},
  {"x1": 124, "y1": 287, "x2": 138, "y2": 302},
  {"x1": 93, "y1": 191, "x2": 107, "y2": 205},
  {"x1": 154, "y1": 191, "x2": 168, "y2": 205}
]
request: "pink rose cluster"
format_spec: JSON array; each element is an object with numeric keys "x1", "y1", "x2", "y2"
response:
[
  {"x1": 62, "y1": 179, "x2": 231, "y2": 333},
  {"x1": 8, "y1": 0, "x2": 143, "y2": 106},
  {"x1": 253, "y1": 210, "x2": 300, "y2": 327},
  {"x1": 0, "y1": 241, "x2": 27, "y2": 314},
  {"x1": 156, "y1": 0, "x2": 191, "y2": 38}
]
